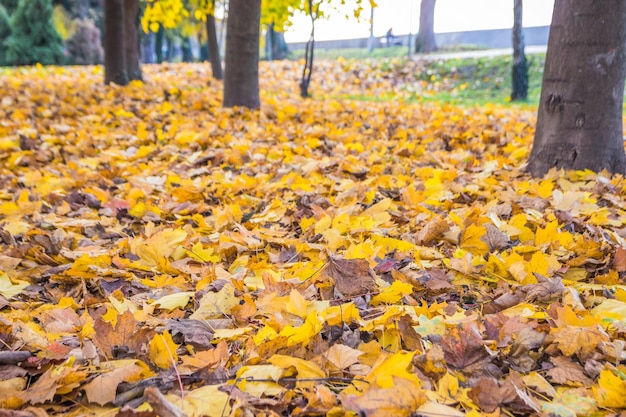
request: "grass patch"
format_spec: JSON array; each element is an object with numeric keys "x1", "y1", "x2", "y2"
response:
[{"x1": 412, "y1": 53, "x2": 545, "y2": 106}]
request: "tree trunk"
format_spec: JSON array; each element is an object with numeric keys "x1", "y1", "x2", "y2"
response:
[
  {"x1": 155, "y1": 25, "x2": 164, "y2": 63},
  {"x1": 415, "y1": 0, "x2": 437, "y2": 53},
  {"x1": 527, "y1": 0, "x2": 626, "y2": 176},
  {"x1": 266, "y1": 23, "x2": 275, "y2": 60},
  {"x1": 182, "y1": 36, "x2": 193, "y2": 62},
  {"x1": 223, "y1": 0, "x2": 260, "y2": 109},
  {"x1": 511, "y1": 0, "x2": 527, "y2": 101},
  {"x1": 166, "y1": 34, "x2": 174, "y2": 61},
  {"x1": 142, "y1": 30, "x2": 155, "y2": 64},
  {"x1": 104, "y1": 0, "x2": 128, "y2": 85},
  {"x1": 206, "y1": 12, "x2": 223, "y2": 80},
  {"x1": 123, "y1": 0, "x2": 142, "y2": 81}
]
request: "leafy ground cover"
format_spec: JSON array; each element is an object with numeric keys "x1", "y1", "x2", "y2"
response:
[{"x1": 1, "y1": 60, "x2": 626, "y2": 416}]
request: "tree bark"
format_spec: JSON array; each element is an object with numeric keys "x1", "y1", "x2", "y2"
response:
[
  {"x1": 123, "y1": 0, "x2": 142, "y2": 81},
  {"x1": 182, "y1": 36, "x2": 193, "y2": 62},
  {"x1": 223, "y1": 0, "x2": 261, "y2": 109},
  {"x1": 415, "y1": 0, "x2": 437, "y2": 53},
  {"x1": 206, "y1": 12, "x2": 223, "y2": 80},
  {"x1": 155, "y1": 25, "x2": 164, "y2": 63},
  {"x1": 527, "y1": 0, "x2": 626, "y2": 176},
  {"x1": 104, "y1": 0, "x2": 128, "y2": 85},
  {"x1": 510, "y1": 0, "x2": 527, "y2": 101}
]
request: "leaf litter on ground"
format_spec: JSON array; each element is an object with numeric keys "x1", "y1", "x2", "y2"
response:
[{"x1": 0, "y1": 59, "x2": 626, "y2": 416}]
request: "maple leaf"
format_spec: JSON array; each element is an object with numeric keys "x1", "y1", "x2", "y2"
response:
[{"x1": 343, "y1": 376, "x2": 426, "y2": 417}]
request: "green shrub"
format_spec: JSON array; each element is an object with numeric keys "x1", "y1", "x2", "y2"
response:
[
  {"x1": 66, "y1": 18, "x2": 103, "y2": 65},
  {"x1": 5, "y1": 0, "x2": 65, "y2": 66},
  {"x1": 0, "y1": 5, "x2": 11, "y2": 66}
]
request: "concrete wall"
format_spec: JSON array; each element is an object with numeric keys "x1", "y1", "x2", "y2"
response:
[{"x1": 287, "y1": 25, "x2": 550, "y2": 51}]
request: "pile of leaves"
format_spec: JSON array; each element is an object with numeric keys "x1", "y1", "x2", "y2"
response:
[{"x1": 1, "y1": 60, "x2": 626, "y2": 417}]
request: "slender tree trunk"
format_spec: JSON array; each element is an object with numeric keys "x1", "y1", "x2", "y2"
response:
[
  {"x1": 511, "y1": 0, "x2": 527, "y2": 101},
  {"x1": 123, "y1": 0, "x2": 142, "y2": 81},
  {"x1": 415, "y1": 0, "x2": 437, "y2": 53},
  {"x1": 206, "y1": 12, "x2": 223, "y2": 80},
  {"x1": 142, "y1": 30, "x2": 155, "y2": 64},
  {"x1": 266, "y1": 23, "x2": 275, "y2": 60},
  {"x1": 223, "y1": 0, "x2": 261, "y2": 108},
  {"x1": 155, "y1": 25, "x2": 164, "y2": 63},
  {"x1": 104, "y1": 0, "x2": 128, "y2": 85},
  {"x1": 527, "y1": 0, "x2": 626, "y2": 176},
  {"x1": 166, "y1": 34, "x2": 174, "y2": 61},
  {"x1": 182, "y1": 37, "x2": 193, "y2": 62},
  {"x1": 300, "y1": 0, "x2": 317, "y2": 98}
]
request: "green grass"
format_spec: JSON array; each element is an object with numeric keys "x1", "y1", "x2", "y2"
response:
[
  {"x1": 411, "y1": 53, "x2": 546, "y2": 106},
  {"x1": 286, "y1": 44, "x2": 488, "y2": 61}
]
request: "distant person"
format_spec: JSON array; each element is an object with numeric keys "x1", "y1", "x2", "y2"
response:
[{"x1": 385, "y1": 28, "x2": 395, "y2": 47}]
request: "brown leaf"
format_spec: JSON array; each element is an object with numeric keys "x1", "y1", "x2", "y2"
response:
[
  {"x1": 468, "y1": 375, "x2": 540, "y2": 414},
  {"x1": 319, "y1": 256, "x2": 377, "y2": 298},
  {"x1": 441, "y1": 323, "x2": 490, "y2": 372},
  {"x1": 416, "y1": 216, "x2": 450, "y2": 245},
  {"x1": 546, "y1": 356, "x2": 593, "y2": 386},
  {"x1": 83, "y1": 364, "x2": 146, "y2": 405},
  {"x1": 398, "y1": 315, "x2": 421, "y2": 351},
  {"x1": 92, "y1": 310, "x2": 154, "y2": 359},
  {"x1": 614, "y1": 246, "x2": 626, "y2": 272},
  {"x1": 115, "y1": 407, "x2": 157, "y2": 417},
  {"x1": 521, "y1": 274, "x2": 565, "y2": 303},
  {"x1": 480, "y1": 223, "x2": 510, "y2": 252},
  {"x1": 165, "y1": 319, "x2": 214, "y2": 349},
  {"x1": 343, "y1": 377, "x2": 426, "y2": 417}
]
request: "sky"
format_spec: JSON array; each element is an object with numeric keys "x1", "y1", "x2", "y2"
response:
[{"x1": 284, "y1": 0, "x2": 555, "y2": 43}]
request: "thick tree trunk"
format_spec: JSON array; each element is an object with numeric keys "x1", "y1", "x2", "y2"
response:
[
  {"x1": 223, "y1": 0, "x2": 260, "y2": 109},
  {"x1": 123, "y1": 0, "x2": 142, "y2": 81},
  {"x1": 415, "y1": 0, "x2": 437, "y2": 53},
  {"x1": 527, "y1": 0, "x2": 626, "y2": 176},
  {"x1": 104, "y1": 0, "x2": 128, "y2": 85},
  {"x1": 206, "y1": 13, "x2": 223, "y2": 80},
  {"x1": 510, "y1": 0, "x2": 527, "y2": 101}
]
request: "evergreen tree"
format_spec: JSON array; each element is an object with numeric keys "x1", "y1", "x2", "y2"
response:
[
  {"x1": 3, "y1": 0, "x2": 19, "y2": 15},
  {"x1": 0, "y1": 5, "x2": 11, "y2": 66},
  {"x1": 6, "y1": 0, "x2": 65, "y2": 66}
]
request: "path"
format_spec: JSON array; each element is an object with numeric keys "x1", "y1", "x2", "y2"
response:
[{"x1": 414, "y1": 45, "x2": 547, "y2": 61}]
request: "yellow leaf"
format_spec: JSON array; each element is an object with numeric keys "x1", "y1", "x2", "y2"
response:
[
  {"x1": 459, "y1": 224, "x2": 489, "y2": 255},
  {"x1": 149, "y1": 331, "x2": 179, "y2": 369},
  {"x1": 130, "y1": 228, "x2": 188, "y2": 267},
  {"x1": 236, "y1": 365, "x2": 285, "y2": 397},
  {"x1": 268, "y1": 354, "x2": 326, "y2": 386},
  {"x1": 370, "y1": 281, "x2": 413, "y2": 305},
  {"x1": 151, "y1": 291, "x2": 194, "y2": 311},
  {"x1": 594, "y1": 369, "x2": 626, "y2": 408},
  {"x1": 0, "y1": 273, "x2": 28, "y2": 299},
  {"x1": 365, "y1": 351, "x2": 420, "y2": 389},
  {"x1": 190, "y1": 284, "x2": 238, "y2": 320}
]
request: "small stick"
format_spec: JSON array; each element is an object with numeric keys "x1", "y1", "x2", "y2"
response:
[{"x1": 143, "y1": 387, "x2": 187, "y2": 417}]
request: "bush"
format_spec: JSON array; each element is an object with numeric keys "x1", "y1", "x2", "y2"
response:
[
  {"x1": 66, "y1": 18, "x2": 103, "y2": 65},
  {"x1": 2, "y1": 0, "x2": 19, "y2": 15},
  {"x1": 5, "y1": 0, "x2": 65, "y2": 66},
  {"x1": 0, "y1": 5, "x2": 11, "y2": 66}
]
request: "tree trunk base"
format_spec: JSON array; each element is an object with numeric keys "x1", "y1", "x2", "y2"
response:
[{"x1": 526, "y1": 141, "x2": 626, "y2": 176}]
